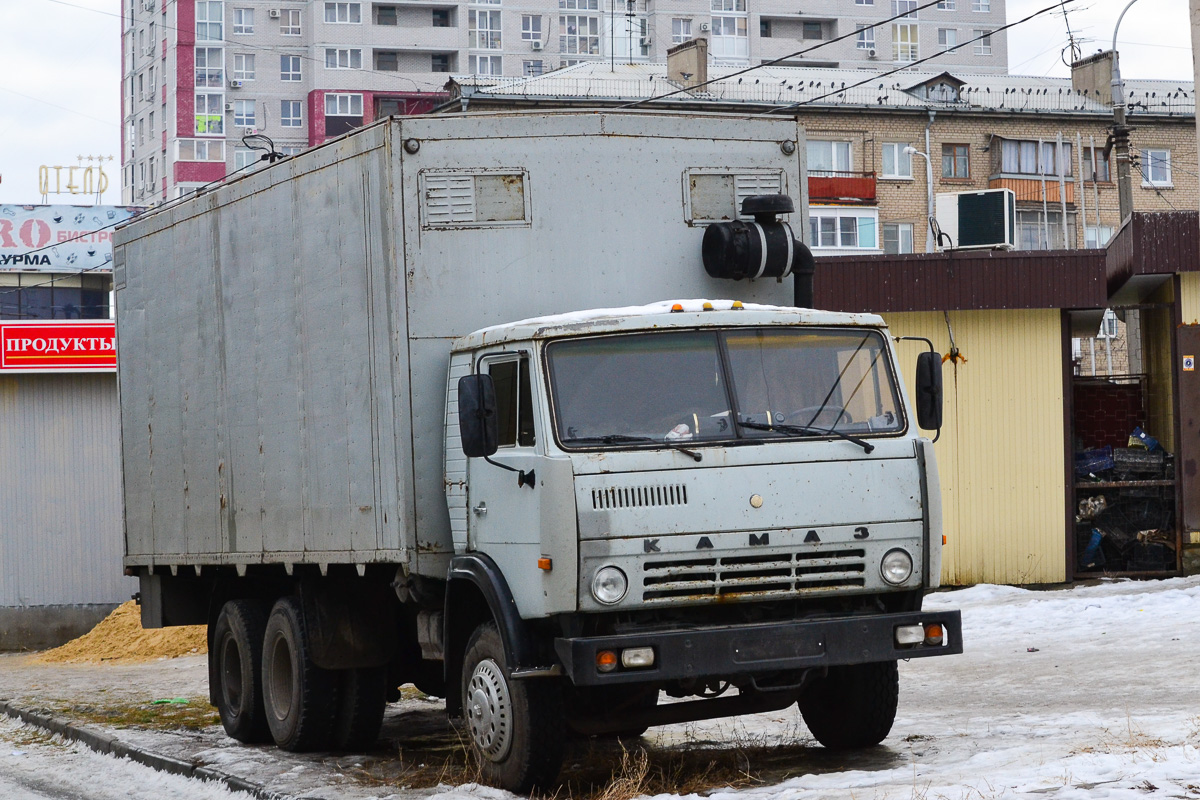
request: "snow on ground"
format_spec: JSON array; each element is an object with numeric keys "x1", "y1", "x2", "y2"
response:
[{"x1": 0, "y1": 577, "x2": 1197, "y2": 799}]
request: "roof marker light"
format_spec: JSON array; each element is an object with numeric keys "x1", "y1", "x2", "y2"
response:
[
  {"x1": 670, "y1": 303, "x2": 684, "y2": 312},
  {"x1": 731, "y1": 301, "x2": 744, "y2": 309},
  {"x1": 702, "y1": 302, "x2": 714, "y2": 311}
]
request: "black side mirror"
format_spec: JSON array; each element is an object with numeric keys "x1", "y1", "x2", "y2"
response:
[
  {"x1": 458, "y1": 374, "x2": 499, "y2": 458},
  {"x1": 915, "y1": 351, "x2": 943, "y2": 432}
]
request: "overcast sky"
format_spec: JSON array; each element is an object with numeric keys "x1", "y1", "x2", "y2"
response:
[{"x1": 0, "y1": 0, "x2": 1193, "y2": 207}]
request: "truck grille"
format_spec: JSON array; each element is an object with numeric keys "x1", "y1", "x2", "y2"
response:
[
  {"x1": 592, "y1": 484, "x2": 688, "y2": 510},
  {"x1": 641, "y1": 549, "x2": 866, "y2": 601}
]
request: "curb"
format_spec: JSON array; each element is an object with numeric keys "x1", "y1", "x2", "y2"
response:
[{"x1": 0, "y1": 699, "x2": 298, "y2": 800}]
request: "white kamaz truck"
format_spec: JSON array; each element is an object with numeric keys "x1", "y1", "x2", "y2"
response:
[{"x1": 113, "y1": 111, "x2": 960, "y2": 793}]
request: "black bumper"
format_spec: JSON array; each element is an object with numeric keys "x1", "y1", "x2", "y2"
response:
[{"x1": 554, "y1": 610, "x2": 962, "y2": 686}]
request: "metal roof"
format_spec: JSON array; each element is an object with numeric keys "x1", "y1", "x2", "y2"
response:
[{"x1": 448, "y1": 63, "x2": 1195, "y2": 118}]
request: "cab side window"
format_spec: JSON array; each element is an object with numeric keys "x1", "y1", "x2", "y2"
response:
[{"x1": 488, "y1": 358, "x2": 535, "y2": 447}]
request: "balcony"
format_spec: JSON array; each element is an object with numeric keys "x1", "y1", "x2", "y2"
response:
[
  {"x1": 989, "y1": 175, "x2": 1075, "y2": 205},
  {"x1": 808, "y1": 171, "x2": 876, "y2": 204}
]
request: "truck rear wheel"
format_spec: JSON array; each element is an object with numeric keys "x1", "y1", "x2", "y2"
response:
[
  {"x1": 262, "y1": 596, "x2": 337, "y2": 752},
  {"x1": 211, "y1": 599, "x2": 272, "y2": 743},
  {"x1": 798, "y1": 661, "x2": 899, "y2": 749},
  {"x1": 461, "y1": 622, "x2": 564, "y2": 793},
  {"x1": 333, "y1": 666, "x2": 387, "y2": 751}
]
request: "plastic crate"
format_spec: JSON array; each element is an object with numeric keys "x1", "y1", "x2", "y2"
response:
[
  {"x1": 1126, "y1": 542, "x2": 1175, "y2": 571},
  {"x1": 1075, "y1": 446, "x2": 1114, "y2": 476},
  {"x1": 1112, "y1": 447, "x2": 1165, "y2": 474}
]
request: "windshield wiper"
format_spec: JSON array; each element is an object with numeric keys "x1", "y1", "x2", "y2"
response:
[
  {"x1": 561, "y1": 434, "x2": 703, "y2": 462},
  {"x1": 735, "y1": 418, "x2": 874, "y2": 454}
]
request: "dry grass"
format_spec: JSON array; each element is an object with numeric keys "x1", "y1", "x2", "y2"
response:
[
  {"x1": 52, "y1": 697, "x2": 220, "y2": 732},
  {"x1": 34, "y1": 601, "x2": 206, "y2": 664}
]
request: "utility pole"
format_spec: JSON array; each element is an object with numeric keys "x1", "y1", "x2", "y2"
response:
[{"x1": 1110, "y1": 0, "x2": 1139, "y2": 223}]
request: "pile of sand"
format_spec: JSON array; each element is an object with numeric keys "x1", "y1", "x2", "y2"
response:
[{"x1": 35, "y1": 601, "x2": 207, "y2": 664}]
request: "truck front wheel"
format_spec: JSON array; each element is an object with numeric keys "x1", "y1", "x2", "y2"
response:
[
  {"x1": 798, "y1": 661, "x2": 899, "y2": 749},
  {"x1": 211, "y1": 599, "x2": 272, "y2": 743},
  {"x1": 261, "y1": 596, "x2": 337, "y2": 751},
  {"x1": 461, "y1": 622, "x2": 564, "y2": 793}
]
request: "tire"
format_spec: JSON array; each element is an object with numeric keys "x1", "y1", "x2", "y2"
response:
[
  {"x1": 461, "y1": 622, "x2": 565, "y2": 793},
  {"x1": 261, "y1": 596, "x2": 337, "y2": 752},
  {"x1": 798, "y1": 661, "x2": 899, "y2": 749},
  {"x1": 211, "y1": 599, "x2": 272, "y2": 743},
  {"x1": 333, "y1": 666, "x2": 387, "y2": 751}
]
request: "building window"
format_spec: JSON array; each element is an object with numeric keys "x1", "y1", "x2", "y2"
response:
[
  {"x1": 234, "y1": 148, "x2": 262, "y2": 170},
  {"x1": 325, "y1": 93, "x2": 363, "y2": 116},
  {"x1": 937, "y1": 0, "x2": 955, "y2": 7},
  {"x1": 325, "y1": 48, "x2": 363, "y2": 69},
  {"x1": 672, "y1": 18, "x2": 692, "y2": 43},
  {"x1": 855, "y1": 0, "x2": 873, "y2": 5},
  {"x1": 233, "y1": 53, "x2": 256, "y2": 80},
  {"x1": 233, "y1": 8, "x2": 254, "y2": 34},
  {"x1": 278, "y1": 145, "x2": 304, "y2": 157},
  {"x1": 938, "y1": 28, "x2": 957, "y2": 48},
  {"x1": 138, "y1": 117, "x2": 145, "y2": 145},
  {"x1": 376, "y1": 50, "x2": 399, "y2": 70},
  {"x1": 883, "y1": 222, "x2": 914, "y2": 254},
  {"x1": 196, "y1": 1, "x2": 223, "y2": 40},
  {"x1": 432, "y1": 53, "x2": 451, "y2": 72},
  {"x1": 809, "y1": 208, "x2": 879, "y2": 250},
  {"x1": 856, "y1": 24, "x2": 875, "y2": 49},
  {"x1": 971, "y1": 0, "x2": 989, "y2": 10},
  {"x1": 808, "y1": 140, "x2": 851, "y2": 175},
  {"x1": 522, "y1": 15, "x2": 542, "y2": 39},
  {"x1": 281, "y1": 100, "x2": 303, "y2": 127},
  {"x1": 523, "y1": 59, "x2": 544, "y2": 75},
  {"x1": 281, "y1": 9, "x2": 301, "y2": 35},
  {"x1": 892, "y1": 0, "x2": 918, "y2": 17},
  {"x1": 148, "y1": 110, "x2": 155, "y2": 135},
  {"x1": 1082, "y1": 147, "x2": 1111, "y2": 182},
  {"x1": 376, "y1": 5, "x2": 397, "y2": 24},
  {"x1": 892, "y1": 23, "x2": 918, "y2": 61},
  {"x1": 325, "y1": 2, "x2": 362, "y2": 23},
  {"x1": 560, "y1": 14, "x2": 599, "y2": 55},
  {"x1": 1142, "y1": 149, "x2": 1172, "y2": 186},
  {"x1": 195, "y1": 47, "x2": 224, "y2": 87},
  {"x1": 1085, "y1": 224, "x2": 1115, "y2": 249},
  {"x1": 177, "y1": 139, "x2": 226, "y2": 161},
  {"x1": 973, "y1": 29, "x2": 992, "y2": 55},
  {"x1": 802, "y1": 21, "x2": 823, "y2": 39},
  {"x1": 195, "y1": 92, "x2": 223, "y2": 135},
  {"x1": 233, "y1": 99, "x2": 255, "y2": 127},
  {"x1": 881, "y1": 143, "x2": 912, "y2": 178},
  {"x1": 433, "y1": 9, "x2": 451, "y2": 26},
  {"x1": 1016, "y1": 209, "x2": 1076, "y2": 250},
  {"x1": 942, "y1": 143, "x2": 968, "y2": 178},
  {"x1": 281, "y1": 55, "x2": 302, "y2": 80},
  {"x1": 470, "y1": 54, "x2": 503, "y2": 74},
  {"x1": 471, "y1": 10, "x2": 503, "y2": 49},
  {"x1": 999, "y1": 139, "x2": 1071, "y2": 176},
  {"x1": 711, "y1": 0, "x2": 748, "y2": 61},
  {"x1": 760, "y1": 19, "x2": 771, "y2": 37}
]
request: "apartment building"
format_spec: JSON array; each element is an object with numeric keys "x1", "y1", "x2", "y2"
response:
[{"x1": 121, "y1": 0, "x2": 1008, "y2": 204}]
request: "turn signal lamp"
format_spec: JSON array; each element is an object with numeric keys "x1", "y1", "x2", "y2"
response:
[
  {"x1": 924, "y1": 623, "x2": 945, "y2": 646},
  {"x1": 537, "y1": 557, "x2": 552, "y2": 571},
  {"x1": 596, "y1": 650, "x2": 618, "y2": 672}
]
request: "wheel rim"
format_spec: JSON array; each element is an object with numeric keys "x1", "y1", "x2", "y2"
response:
[
  {"x1": 466, "y1": 657, "x2": 512, "y2": 761},
  {"x1": 267, "y1": 634, "x2": 294, "y2": 721},
  {"x1": 220, "y1": 635, "x2": 244, "y2": 711}
]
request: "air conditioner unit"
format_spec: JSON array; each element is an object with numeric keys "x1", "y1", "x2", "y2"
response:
[
  {"x1": 224, "y1": 102, "x2": 234, "y2": 112},
  {"x1": 867, "y1": 47, "x2": 877, "y2": 58},
  {"x1": 934, "y1": 188, "x2": 1016, "y2": 250},
  {"x1": 531, "y1": 39, "x2": 543, "y2": 50},
  {"x1": 640, "y1": 36, "x2": 652, "y2": 46},
  {"x1": 229, "y1": 79, "x2": 245, "y2": 88},
  {"x1": 268, "y1": 8, "x2": 280, "y2": 18},
  {"x1": 243, "y1": 127, "x2": 258, "y2": 135},
  {"x1": 699, "y1": 22, "x2": 710, "y2": 31}
]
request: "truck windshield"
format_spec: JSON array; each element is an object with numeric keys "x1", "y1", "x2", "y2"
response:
[{"x1": 547, "y1": 327, "x2": 903, "y2": 448}]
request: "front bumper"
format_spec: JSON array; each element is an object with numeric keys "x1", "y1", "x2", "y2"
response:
[{"x1": 554, "y1": 609, "x2": 962, "y2": 686}]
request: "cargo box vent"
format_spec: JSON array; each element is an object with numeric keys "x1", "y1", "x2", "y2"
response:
[
  {"x1": 420, "y1": 169, "x2": 530, "y2": 229},
  {"x1": 641, "y1": 548, "x2": 866, "y2": 602},
  {"x1": 592, "y1": 484, "x2": 688, "y2": 510}
]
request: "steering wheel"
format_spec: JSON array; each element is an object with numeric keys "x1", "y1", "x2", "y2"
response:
[{"x1": 784, "y1": 405, "x2": 851, "y2": 428}]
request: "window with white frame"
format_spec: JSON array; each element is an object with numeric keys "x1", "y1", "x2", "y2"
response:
[
  {"x1": 856, "y1": 24, "x2": 875, "y2": 49},
  {"x1": 234, "y1": 148, "x2": 263, "y2": 170},
  {"x1": 560, "y1": 14, "x2": 600, "y2": 55},
  {"x1": 1097, "y1": 309, "x2": 1119, "y2": 338},
  {"x1": 233, "y1": 99, "x2": 255, "y2": 127},
  {"x1": 149, "y1": 110, "x2": 155, "y2": 135},
  {"x1": 281, "y1": 8, "x2": 301, "y2": 35},
  {"x1": 711, "y1": 0, "x2": 748, "y2": 61},
  {"x1": 938, "y1": 28, "x2": 957, "y2": 48},
  {"x1": 809, "y1": 207, "x2": 879, "y2": 250},
  {"x1": 233, "y1": 53, "x2": 255, "y2": 80},
  {"x1": 973, "y1": 29, "x2": 991, "y2": 54},
  {"x1": 559, "y1": 0, "x2": 598, "y2": 8},
  {"x1": 1142, "y1": 149, "x2": 1172, "y2": 186},
  {"x1": 807, "y1": 140, "x2": 851, "y2": 176},
  {"x1": 195, "y1": 47, "x2": 224, "y2": 87},
  {"x1": 471, "y1": 10, "x2": 502, "y2": 48},
  {"x1": 138, "y1": 117, "x2": 145, "y2": 145},
  {"x1": 523, "y1": 59, "x2": 544, "y2": 75},
  {"x1": 893, "y1": 23, "x2": 918, "y2": 61},
  {"x1": 855, "y1": 0, "x2": 873, "y2": 5},
  {"x1": 883, "y1": 222, "x2": 914, "y2": 253},
  {"x1": 881, "y1": 143, "x2": 912, "y2": 178},
  {"x1": 892, "y1": 0, "x2": 918, "y2": 18},
  {"x1": 325, "y1": 48, "x2": 363, "y2": 69},
  {"x1": 281, "y1": 55, "x2": 301, "y2": 81},
  {"x1": 196, "y1": 1, "x2": 223, "y2": 40},
  {"x1": 280, "y1": 100, "x2": 303, "y2": 127},
  {"x1": 278, "y1": 145, "x2": 304, "y2": 157},
  {"x1": 937, "y1": 0, "x2": 955, "y2": 7},
  {"x1": 194, "y1": 92, "x2": 223, "y2": 135},
  {"x1": 470, "y1": 54, "x2": 504, "y2": 74},
  {"x1": 177, "y1": 139, "x2": 226, "y2": 161},
  {"x1": 325, "y1": 93, "x2": 363, "y2": 117},
  {"x1": 971, "y1": 0, "x2": 989, "y2": 10},
  {"x1": 609, "y1": 12, "x2": 651, "y2": 61},
  {"x1": 325, "y1": 2, "x2": 362, "y2": 23},
  {"x1": 1085, "y1": 224, "x2": 1115, "y2": 249},
  {"x1": 522, "y1": 15, "x2": 542, "y2": 39},
  {"x1": 233, "y1": 8, "x2": 254, "y2": 34},
  {"x1": 999, "y1": 138, "x2": 1071, "y2": 177},
  {"x1": 672, "y1": 18, "x2": 692, "y2": 43},
  {"x1": 1016, "y1": 209, "x2": 1076, "y2": 250}
]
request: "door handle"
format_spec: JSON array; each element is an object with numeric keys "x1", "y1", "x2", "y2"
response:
[{"x1": 472, "y1": 502, "x2": 487, "y2": 517}]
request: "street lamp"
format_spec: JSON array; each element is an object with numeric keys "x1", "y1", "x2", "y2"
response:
[
  {"x1": 1110, "y1": 0, "x2": 1140, "y2": 223},
  {"x1": 904, "y1": 146, "x2": 936, "y2": 252}
]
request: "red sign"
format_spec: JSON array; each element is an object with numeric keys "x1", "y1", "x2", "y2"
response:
[{"x1": 0, "y1": 321, "x2": 116, "y2": 373}]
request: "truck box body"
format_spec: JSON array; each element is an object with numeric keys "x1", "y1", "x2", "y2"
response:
[{"x1": 114, "y1": 112, "x2": 807, "y2": 579}]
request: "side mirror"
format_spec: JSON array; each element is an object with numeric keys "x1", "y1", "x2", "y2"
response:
[
  {"x1": 915, "y1": 351, "x2": 943, "y2": 432},
  {"x1": 458, "y1": 374, "x2": 499, "y2": 458}
]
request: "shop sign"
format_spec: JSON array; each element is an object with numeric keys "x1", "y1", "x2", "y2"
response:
[
  {"x1": 0, "y1": 204, "x2": 141, "y2": 272},
  {"x1": 0, "y1": 320, "x2": 116, "y2": 373}
]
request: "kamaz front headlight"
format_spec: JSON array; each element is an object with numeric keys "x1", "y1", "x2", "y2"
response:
[
  {"x1": 880, "y1": 549, "x2": 914, "y2": 585},
  {"x1": 591, "y1": 566, "x2": 628, "y2": 605}
]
